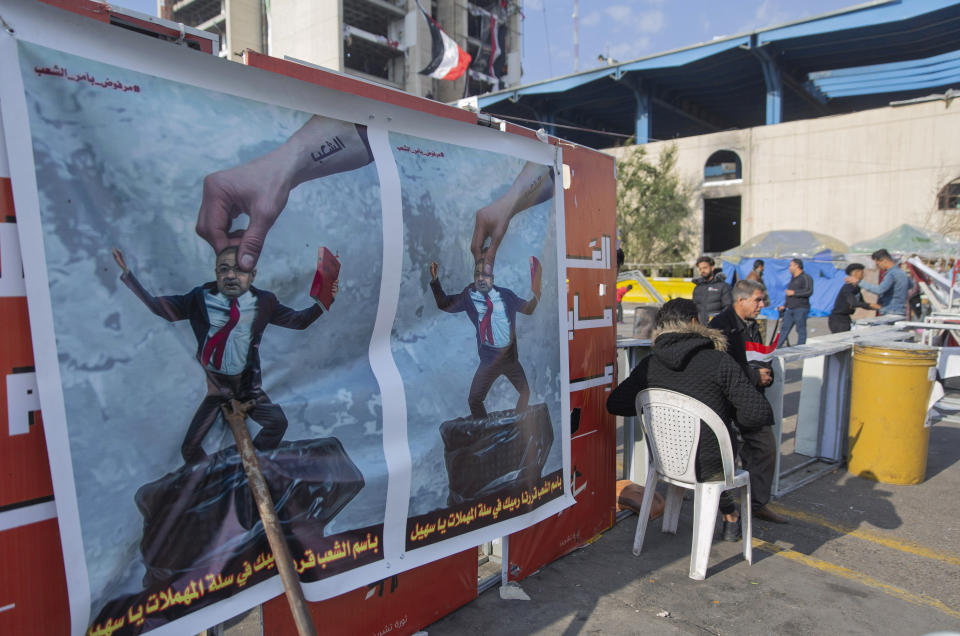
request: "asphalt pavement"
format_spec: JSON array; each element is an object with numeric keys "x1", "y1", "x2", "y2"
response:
[
  {"x1": 220, "y1": 313, "x2": 960, "y2": 635},
  {"x1": 424, "y1": 314, "x2": 960, "y2": 635}
]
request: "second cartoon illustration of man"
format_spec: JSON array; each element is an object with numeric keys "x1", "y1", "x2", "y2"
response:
[
  {"x1": 429, "y1": 254, "x2": 542, "y2": 419},
  {"x1": 112, "y1": 246, "x2": 338, "y2": 463}
]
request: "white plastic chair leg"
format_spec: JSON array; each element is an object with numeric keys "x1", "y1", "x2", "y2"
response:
[
  {"x1": 632, "y1": 464, "x2": 659, "y2": 556},
  {"x1": 741, "y1": 483, "x2": 753, "y2": 565},
  {"x1": 689, "y1": 482, "x2": 722, "y2": 580},
  {"x1": 661, "y1": 484, "x2": 685, "y2": 534}
]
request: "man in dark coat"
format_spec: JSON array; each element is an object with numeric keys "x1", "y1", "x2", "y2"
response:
[
  {"x1": 829, "y1": 263, "x2": 879, "y2": 333},
  {"x1": 710, "y1": 280, "x2": 772, "y2": 389},
  {"x1": 113, "y1": 246, "x2": 336, "y2": 463},
  {"x1": 692, "y1": 255, "x2": 732, "y2": 324},
  {"x1": 709, "y1": 279, "x2": 785, "y2": 524},
  {"x1": 608, "y1": 298, "x2": 773, "y2": 541},
  {"x1": 777, "y1": 258, "x2": 814, "y2": 347}
]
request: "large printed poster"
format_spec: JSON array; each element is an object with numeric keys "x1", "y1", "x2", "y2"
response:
[{"x1": 0, "y1": 3, "x2": 569, "y2": 635}]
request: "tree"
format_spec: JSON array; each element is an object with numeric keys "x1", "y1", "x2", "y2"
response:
[{"x1": 616, "y1": 144, "x2": 696, "y2": 266}]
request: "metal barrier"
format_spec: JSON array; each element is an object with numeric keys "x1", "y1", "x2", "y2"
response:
[
  {"x1": 616, "y1": 338, "x2": 652, "y2": 486},
  {"x1": 617, "y1": 323, "x2": 921, "y2": 498}
]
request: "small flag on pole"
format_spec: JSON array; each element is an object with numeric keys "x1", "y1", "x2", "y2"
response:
[
  {"x1": 745, "y1": 333, "x2": 779, "y2": 363},
  {"x1": 416, "y1": 0, "x2": 471, "y2": 80}
]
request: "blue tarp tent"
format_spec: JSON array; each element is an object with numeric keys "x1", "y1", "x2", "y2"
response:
[{"x1": 721, "y1": 258, "x2": 846, "y2": 319}]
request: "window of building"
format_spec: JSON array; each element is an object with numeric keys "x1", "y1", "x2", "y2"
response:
[
  {"x1": 342, "y1": 0, "x2": 405, "y2": 87},
  {"x1": 938, "y1": 178, "x2": 960, "y2": 211},
  {"x1": 703, "y1": 150, "x2": 742, "y2": 184}
]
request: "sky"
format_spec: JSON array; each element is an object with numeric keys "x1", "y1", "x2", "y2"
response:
[
  {"x1": 115, "y1": 0, "x2": 860, "y2": 85},
  {"x1": 518, "y1": 0, "x2": 861, "y2": 84}
]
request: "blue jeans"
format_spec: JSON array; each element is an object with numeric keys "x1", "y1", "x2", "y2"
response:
[{"x1": 778, "y1": 307, "x2": 809, "y2": 347}]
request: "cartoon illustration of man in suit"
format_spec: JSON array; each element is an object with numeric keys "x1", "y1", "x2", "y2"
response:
[
  {"x1": 429, "y1": 254, "x2": 541, "y2": 419},
  {"x1": 112, "y1": 246, "x2": 337, "y2": 462}
]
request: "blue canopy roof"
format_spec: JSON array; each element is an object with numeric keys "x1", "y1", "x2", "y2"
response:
[{"x1": 475, "y1": 0, "x2": 960, "y2": 149}]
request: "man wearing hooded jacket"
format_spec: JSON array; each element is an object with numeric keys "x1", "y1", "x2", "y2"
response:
[{"x1": 607, "y1": 298, "x2": 773, "y2": 541}]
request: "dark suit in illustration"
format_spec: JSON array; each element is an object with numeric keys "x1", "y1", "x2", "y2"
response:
[{"x1": 120, "y1": 271, "x2": 325, "y2": 461}]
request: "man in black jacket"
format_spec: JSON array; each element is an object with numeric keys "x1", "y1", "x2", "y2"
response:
[
  {"x1": 829, "y1": 263, "x2": 879, "y2": 333},
  {"x1": 777, "y1": 258, "x2": 814, "y2": 347},
  {"x1": 710, "y1": 280, "x2": 772, "y2": 389},
  {"x1": 709, "y1": 280, "x2": 786, "y2": 524},
  {"x1": 608, "y1": 298, "x2": 774, "y2": 541},
  {"x1": 692, "y1": 256, "x2": 732, "y2": 324}
]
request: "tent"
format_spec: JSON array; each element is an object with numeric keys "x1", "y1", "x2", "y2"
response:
[
  {"x1": 721, "y1": 230, "x2": 849, "y2": 261},
  {"x1": 848, "y1": 223, "x2": 958, "y2": 258},
  {"x1": 720, "y1": 230, "x2": 849, "y2": 318},
  {"x1": 721, "y1": 258, "x2": 846, "y2": 319}
]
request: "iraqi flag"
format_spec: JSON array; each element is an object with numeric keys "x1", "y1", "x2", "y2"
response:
[
  {"x1": 416, "y1": 0, "x2": 471, "y2": 80},
  {"x1": 745, "y1": 333, "x2": 779, "y2": 363}
]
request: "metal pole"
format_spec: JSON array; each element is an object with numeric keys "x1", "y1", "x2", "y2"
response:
[{"x1": 221, "y1": 399, "x2": 317, "y2": 636}]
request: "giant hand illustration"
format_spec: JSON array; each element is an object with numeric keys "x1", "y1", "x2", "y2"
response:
[
  {"x1": 470, "y1": 161, "x2": 554, "y2": 275},
  {"x1": 196, "y1": 116, "x2": 373, "y2": 272}
]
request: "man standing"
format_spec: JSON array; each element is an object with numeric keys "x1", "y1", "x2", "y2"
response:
[
  {"x1": 608, "y1": 299, "x2": 774, "y2": 541},
  {"x1": 777, "y1": 258, "x2": 813, "y2": 347},
  {"x1": 710, "y1": 279, "x2": 786, "y2": 524},
  {"x1": 692, "y1": 256, "x2": 732, "y2": 324},
  {"x1": 829, "y1": 263, "x2": 879, "y2": 333},
  {"x1": 849, "y1": 249, "x2": 910, "y2": 316},
  {"x1": 746, "y1": 259, "x2": 765, "y2": 284}
]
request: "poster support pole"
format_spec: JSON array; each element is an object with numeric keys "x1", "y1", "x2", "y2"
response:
[{"x1": 221, "y1": 399, "x2": 317, "y2": 636}]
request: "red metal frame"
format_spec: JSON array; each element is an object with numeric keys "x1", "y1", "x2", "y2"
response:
[{"x1": 1, "y1": 6, "x2": 618, "y2": 634}]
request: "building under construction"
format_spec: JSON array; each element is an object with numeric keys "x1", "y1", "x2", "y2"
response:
[{"x1": 159, "y1": 0, "x2": 524, "y2": 101}]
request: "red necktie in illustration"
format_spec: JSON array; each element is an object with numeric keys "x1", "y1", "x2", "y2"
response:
[
  {"x1": 479, "y1": 296, "x2": 494, "y2": 345},
  {"x1": 201, "y1": 298, "x2": 240, "y2": 370}
]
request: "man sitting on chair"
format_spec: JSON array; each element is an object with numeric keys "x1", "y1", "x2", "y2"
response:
[{"x1": 607, "y1": 298, "x2": 773, "y2": 541}]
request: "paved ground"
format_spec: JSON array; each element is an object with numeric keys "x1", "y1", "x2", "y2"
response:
[
  {"x1": 221, "y1": 312, "x2": 960, "y2": 635},
  {"x1": 424, "y1": 314, "x2": 960, "y2": 635}
]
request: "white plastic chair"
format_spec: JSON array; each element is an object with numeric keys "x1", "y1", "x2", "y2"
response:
[{"x1": 633, "y1": 388, "x2": 752, "y2": 580}]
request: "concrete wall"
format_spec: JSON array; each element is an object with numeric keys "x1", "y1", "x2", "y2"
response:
[
  {"x1": 269, "y1": 0, "x2": 342, "y2": 70},
  {"x1": 610, "y1": 97, "x2": 960, "y2": 252},
  {"x1": 225, "y1": 0, "x2": 262, "y2": 62},
  {"x1": 434, "y1": 0, "x2": 468, "y2": 103},
  {"x1": 404, "y1": 0, "x2": 435, "y2": 97}
]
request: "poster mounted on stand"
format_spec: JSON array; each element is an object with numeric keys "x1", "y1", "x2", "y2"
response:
[{"x1": 0, "y1": 1, "x2": 571, "y2": 634}]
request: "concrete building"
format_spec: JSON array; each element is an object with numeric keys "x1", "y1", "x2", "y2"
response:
[
  {"x1": 610, "y1": 95, "x2": 960, "y2": 252},
  {"x1": 159, "y1": 0, "x2": 523, "y2": 101},
  {"x1": 474, "y1": 1, "x2": 960, "y2": 255}
]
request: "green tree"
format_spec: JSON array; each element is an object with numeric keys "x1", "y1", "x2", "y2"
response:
[{"x1": 616, "y1": 144, "x2": 695, "y2": 267}]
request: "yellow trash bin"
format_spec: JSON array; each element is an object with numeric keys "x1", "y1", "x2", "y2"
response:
[{"x1": 848, "y1": 343, "x2": 938, "y2": 484}]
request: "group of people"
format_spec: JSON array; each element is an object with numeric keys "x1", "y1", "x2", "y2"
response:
[
  {"x1": 607, "y1": 247, "x2": 918, "y2": 543},
  {"x1": 690, "y1": 248, "x2": 913, "y2": 347},
  {"x1": 608, "y1": 281, "x2": 787, "y2": 543}
]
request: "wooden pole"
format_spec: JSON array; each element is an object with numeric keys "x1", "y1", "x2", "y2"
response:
[{"x1": 221, "y1": 399, "x2": 317, "y2": 636}]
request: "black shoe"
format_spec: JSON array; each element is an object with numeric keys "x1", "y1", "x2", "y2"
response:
[
  {"x1": 721, "y1": 518, "x2": 742, "y2": 542},
  {"x1": 754, "y1": 505, "x2": 788, "y2": 524}
]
